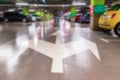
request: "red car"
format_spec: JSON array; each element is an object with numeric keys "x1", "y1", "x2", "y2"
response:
[{"x1": 75, "y1": 14, "x2": 81, "y2": 22}]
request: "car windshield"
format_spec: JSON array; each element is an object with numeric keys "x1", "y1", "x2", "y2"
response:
[{"x1": 108, "y1": 4, "x2": 120, "y2": 11}]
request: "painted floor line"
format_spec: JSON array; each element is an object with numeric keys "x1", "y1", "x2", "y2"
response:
[
  {"x1": 100, "y1": 38, "x2": 120, "y2": 43},
  {"x1": 100, "y1": 38, "x2": 110, "y2": 43}
]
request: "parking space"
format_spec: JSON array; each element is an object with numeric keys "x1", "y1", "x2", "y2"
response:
[
  {"x1": 0, "y1": 19, "x2": 120, "y2": 79},
  {"x1": 1, "y1": 0, "x2": 120, "y2": 80}
]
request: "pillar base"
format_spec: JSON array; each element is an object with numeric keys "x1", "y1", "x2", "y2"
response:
[
  {"x1": 70, "y1": 17, "x2": 75, "y2": 22},
  {"x1": 90, "y1": 14, "x2": 101, "y2": 31}
]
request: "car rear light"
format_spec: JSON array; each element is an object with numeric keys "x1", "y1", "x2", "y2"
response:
[{"x1": 111, "y1": 14, "x2": 116, "y2": 19}]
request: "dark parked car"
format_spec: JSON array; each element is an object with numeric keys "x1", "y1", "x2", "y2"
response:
[
  {"x1": 4, "y1": 11, "x2": 32, "y2": 22},
  {"x1": 78, "y1": 13, "x2": 90, "y2": 23},
  {"x1": 64, "y1": 15, "x2": 70, "y2": 21},
  {"x1": 0, "y1": 11, "x2": 4, "y2": 22},
  {"x1": 0, "y1": 16, "x2": 3, "y2": 22}
]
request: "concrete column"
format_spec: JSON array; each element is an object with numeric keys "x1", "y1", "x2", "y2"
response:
[
  {"x1": 70, "y1": 6, "x2": 76, "y2": 22},
  {"x1": 90, "y1": 0, "x2": 105, "y2": 30},
  {"x1": 90, "y1": 14, "x2": 101, "y2": 30}
]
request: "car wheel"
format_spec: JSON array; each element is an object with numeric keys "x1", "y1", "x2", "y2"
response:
[
  {"x1": 4, "y1": 18, "x2": 8, "y2": 22},
  {"x1": 22, "y1": 18, "x2": 27, "y2": 23},
  {"x1": 103, "y1": 29, "x2": 111, "y2": 33},
  {"x1": 79, "y1": 20, "x2": 82, "y2": 23},
  {"x1": 114, "y1": 24, "x2": 120, "y2": 37}
]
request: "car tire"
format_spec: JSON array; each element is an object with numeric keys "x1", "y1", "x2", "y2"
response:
[
  {"x1": 103, "y1": 29, "x2": 111, "y2": 33},
  {"x1": 79, "y1": 20, "x2": 82, "y2": 23},
  {"x1": 4, "y1": 18, "x2": 8, "y2": 22},
  {"x1": 114, "y1": 23, "x2": 120, "y2": 37},
  {"x1": 22, "y1": 18, "x2": 27, "y2": 23}
]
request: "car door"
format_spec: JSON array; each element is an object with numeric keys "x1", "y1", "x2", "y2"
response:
[
  {"x1": 14, "y1": 12, "x2": 21, "y2": 21},
  {"x1": 8, "y1": 12, "x2": 17, "y2": 22},
  {"x1": 18, "y1": 13, "x2": 26, "y2": 21},
  {"x1": 0, "y1": 11, "x2": 3, "y2": 21}
]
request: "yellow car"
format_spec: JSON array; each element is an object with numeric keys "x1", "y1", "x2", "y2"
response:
[{"x1": 98, "y1": 2, "x2": 120, "y2": 37}]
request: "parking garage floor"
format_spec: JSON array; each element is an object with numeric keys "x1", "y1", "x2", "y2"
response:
[{"x1": 0, "y1": 19, "x2": 120, "y2": 80}]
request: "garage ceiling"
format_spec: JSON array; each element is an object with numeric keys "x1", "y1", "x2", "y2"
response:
[
  {"x1": 0, "y1": 0, "x2": 118, "y2": 5},
  {"x1": 0, "y1": 0, "x2": 73, "y2": 4},
  {"x1": 27, "y1": 0, "x2": 73, "y2": 4},
  {"x1": 0, "y1": 0, "x2": 89, "y2": 5},
  {"x1": 0, "y1": 0, "x2": 14, "y2": 4}
]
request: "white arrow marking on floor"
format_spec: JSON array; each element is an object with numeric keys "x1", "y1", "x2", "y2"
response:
[
  {"x1": 0, "y1": 42, "x2": 28, "y2": 73},
  {"x1": 29, "y1": 30, "x2": 100, "y2": 73}
]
